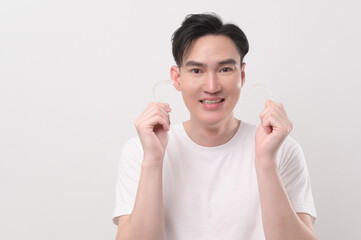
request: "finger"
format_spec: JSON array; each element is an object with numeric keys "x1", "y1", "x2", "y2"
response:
[
  {"x1": 156, "y1": 102, "x2": 171, "y2": 112},
  {"x1": 259, "y1": 107, "x2": 270, "y2": 121},
  {"x1": 261, "y1": 113, "x2": 281, "y2": 135},
  {"x1": 265, "y1": 99, "x2": 273, "y2": 108},
  {"x1": 142, "y1": 102, "x2": 169, "y2": 117},
  {"x1": 155, "y1": 103, "x2": 172, "y2": 125},
  {"x1": 259, "y1": 102, "x2": 270, "y2": 120},
  {"x1": 147, "y1": 115, "x2": 170, "y2": 130},
  {"x1": 259, "y1": 99, "x2": 275, "y2": 119},
  {"x1": 142, "y1": 105, "x2": 171, "y2": 126},
  {"x1": 261, "y1": 110, "x2": 292, "y2": 136},
  {"x1": 267, "y1": 103, "x2": 293, "y2": 132},
  {"x1": 263, "y1": 123, "x2": 273, "y2": 134},
  {"x1": 259, "y1": 109, "x2": 273, "y2": 134},
  {"x1": 260, "y1": 114, "x2": 273, "y2": 134},
  {"x1": 137, "y1": 112, "x2": 170, "y2": 130},
  {"x1": 261, "y1": 102, "x2": 289, "y2": 124},
  {"x1": 260, "y1": 101, "x2": 293, "y2": 135},
  {"x1": 136, "y1": 103, "x2": 170, "y2": 130},
  {"x1": 141, "y1": 102, "x2": 170, "y2": 116}
]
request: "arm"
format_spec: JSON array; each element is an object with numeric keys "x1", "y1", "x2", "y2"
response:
[
  {"x1": 116, "y1": 159, "x2": 164, "y2": 240},
  {"x1": 255, "y1": 158, "x2": 316, "y2": 240},
  {"x1": 115, "y1": 103, "x2": 171, "y2": 240},
  {"x1": 255, "y1": 100, "x2": 317, "y2": 240}
]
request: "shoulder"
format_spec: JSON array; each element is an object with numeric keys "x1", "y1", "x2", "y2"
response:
[
  {"x1": 120, "y1": 136, "x2": 143, "y2": 164},
  {"x1": 122, "y1": 136, "x2": 142, "y2": 152},
  {"x1": 278, "y1": 136, "x2": 304, "y2": 160},
  {"x1": 241, "y1": 121, "x2": 305, "y2": 167},
  {"x1": 240, "y1": 121, "x2": 258, "y2": 134},
  {"x1": 277, "y1": 136, "x2": 307, "y2": 171},
  {"x1": 168, "y1": 122, "x2": 185, "y2": 136},
  {"x1": 167, "y1": 122, "x2": 188, "y2": 144},
  {"x1": 238, "y1": 121, "x2": 258, "y2": 143}
]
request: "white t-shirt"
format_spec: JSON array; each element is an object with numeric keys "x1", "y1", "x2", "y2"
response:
[{"x1": 113, "y1": 121, "x2": 317, "y2": 240}]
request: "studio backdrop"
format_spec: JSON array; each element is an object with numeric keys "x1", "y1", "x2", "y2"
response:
[{"x1": 1, "y1": 0, "x2": 360, "y2": 239}]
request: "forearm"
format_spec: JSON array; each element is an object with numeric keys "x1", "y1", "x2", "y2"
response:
[
  {"x1": 116, "y1": 159, "x2": 164, "y2": 240},
  {"x1": 255, "y1": 157, "x2": 316, "y2": 240}
]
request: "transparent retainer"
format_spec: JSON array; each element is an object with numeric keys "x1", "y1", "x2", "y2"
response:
[{"x1": 152, "y1": 80, "x2": 174, "y2": 103}]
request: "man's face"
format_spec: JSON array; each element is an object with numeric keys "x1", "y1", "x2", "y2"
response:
[{"x1": 171, "y1": 35, "x2": 246, "y2": 127}]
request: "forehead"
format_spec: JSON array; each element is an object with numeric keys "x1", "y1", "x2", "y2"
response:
[{"x1": 183, "y1": 35, "x2": 240, "y2": 66}]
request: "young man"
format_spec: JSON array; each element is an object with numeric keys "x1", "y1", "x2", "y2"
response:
[{"x1": 113, "y1": 13, "x2": 317, "y2": 240}]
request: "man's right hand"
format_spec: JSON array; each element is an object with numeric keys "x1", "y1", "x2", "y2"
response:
[{"x1": 134, "y1": 102, "x2": 171, "y2": 164}]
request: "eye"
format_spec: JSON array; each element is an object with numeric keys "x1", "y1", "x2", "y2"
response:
[
  {"x1": 221, "y1": 67, "x2": 233, "y2": 72},
  {"x1": 191, "y1": 68, "x2": 201, "y2": 74}
]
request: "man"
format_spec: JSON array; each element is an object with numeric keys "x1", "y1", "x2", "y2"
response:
[{"x1": 113, "y1": 13, "x2": 317, "y2": 240}]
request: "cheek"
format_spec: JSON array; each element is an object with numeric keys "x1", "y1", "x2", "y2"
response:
[
  {"x1": 180, "y1": 83, "x2": 197, "y2": 105},
  {"x1": 227, "y1": 79, "x2": 242, "y2": 97},
  {"x1": 180, "y1": 79, "x2": 202, "y2": 96},
  {"x1": 235, "y1": 76, "x2": 243, "y2": 89},
  {"x1": 232, "y1": 88, "x2": 241, "y2": 102}
]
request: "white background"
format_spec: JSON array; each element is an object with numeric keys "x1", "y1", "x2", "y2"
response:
[{"x1": 1, "y1": 0, "x2": 360, "y2": 239}]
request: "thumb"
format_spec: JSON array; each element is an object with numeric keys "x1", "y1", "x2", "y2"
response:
[{"x1": 265, "y1": 99, "x2": 273, "y2": 108}]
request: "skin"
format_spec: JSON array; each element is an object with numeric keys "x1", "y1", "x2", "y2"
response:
[
  {"x1": 115, "y1": 102, "x2": 169, "y2": 240},
  {"x1": 171, "y1": 35, "x2": 245, "y2": 147},
  {"x1": 116, "y1": 34, "x2": 317, "y2": 240}
]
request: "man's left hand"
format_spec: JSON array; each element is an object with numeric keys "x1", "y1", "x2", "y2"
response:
[{"x1": 255, "y1": 100, "x2": 293, "y2": 163}]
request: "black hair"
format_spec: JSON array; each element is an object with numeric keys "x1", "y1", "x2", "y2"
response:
[{"x1": 171, "y1": 13, "x2": 249, "y2": 67}]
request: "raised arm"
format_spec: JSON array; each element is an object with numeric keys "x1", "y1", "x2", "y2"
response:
[
  {"x1": 115, "y1": 103, "x2": 171, "y2": 240},
  {"x1": 255, "y1": 100, "x2": 317, "y2": 240}
]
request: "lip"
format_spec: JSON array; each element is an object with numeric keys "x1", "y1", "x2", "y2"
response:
[
  {"x1": 199, "y1": 97, "x2": 225, "y2": 102},
  {"x1": 199, "y1": 98, "x2": 225, "y2": 110}
]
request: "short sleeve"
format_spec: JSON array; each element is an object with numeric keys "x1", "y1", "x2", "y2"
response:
[
  {"x1": 112, "y1": 137, "x2": 143, "y2": 225},
  {"x1": 277, "y1": 137, "x2": 317, "y2": 223}
]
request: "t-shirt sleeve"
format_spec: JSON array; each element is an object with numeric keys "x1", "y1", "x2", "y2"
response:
[
  {"x1": 277, "y1": 137, "x2": 317, "y2": 223},
  {"x1": 112, "y1": 137, "x2": 143, "y2": 225}
]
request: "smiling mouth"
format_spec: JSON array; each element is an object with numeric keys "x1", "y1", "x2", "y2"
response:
[{"x1": 200, "y1": 99, "x2": 225, "y2": 104}]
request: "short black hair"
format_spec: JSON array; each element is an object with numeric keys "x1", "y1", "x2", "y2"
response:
[{"x1": 172, "y1": 13, "x2": 249, "y2": 67}]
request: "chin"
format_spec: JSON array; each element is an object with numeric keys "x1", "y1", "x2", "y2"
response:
[{"x1": 198, "y1": 114, "x2": 228, "y2": 127}]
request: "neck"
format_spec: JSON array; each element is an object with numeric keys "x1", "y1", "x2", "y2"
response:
[{"x1": 183, "y1": 115, "x2": 240, "y2": 147}]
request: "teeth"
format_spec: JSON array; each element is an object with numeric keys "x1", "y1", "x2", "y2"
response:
[{"x1": 202, "y1": 99, "x2": 222, "y2": 104}]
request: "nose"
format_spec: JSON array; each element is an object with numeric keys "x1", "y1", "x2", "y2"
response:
[{"x1": 203, "y1": 72, "x2": 220, "y2": 93}]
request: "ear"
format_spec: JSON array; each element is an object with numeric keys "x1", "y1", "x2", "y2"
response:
[
  {"x1": 240, "y1": 62, "x2": 246, "y2": 87},
  {"x1": 170, "y1": 65, "x2": 181, "y2": 91}
]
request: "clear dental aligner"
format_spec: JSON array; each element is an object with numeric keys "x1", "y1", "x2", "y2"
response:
[
  {"x1": 152, "y1": 80, "x2": 173, "y2": 103},
  {"x1": 242, "y1": 83, "x2": 274, "y2": 101}
]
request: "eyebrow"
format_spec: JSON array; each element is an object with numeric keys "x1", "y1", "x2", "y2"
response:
[
  {"x1": 184, "y1": 61, "x2": 205, "y2": 68},
  {"x1": 184, "y1": 58, "x2": 238, "y2": 68},
  {"x1": 218, "y1": 59, "x2": 238, "y2": 66}
]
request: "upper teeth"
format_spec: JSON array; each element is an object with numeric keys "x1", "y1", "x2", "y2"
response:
[{"x1": 203, "y1": 99, "x2": 222, "y2": 104}]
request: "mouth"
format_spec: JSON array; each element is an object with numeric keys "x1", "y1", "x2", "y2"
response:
[{"x1": 199, "y1": 99, "x2": 225, "y2": 104}]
